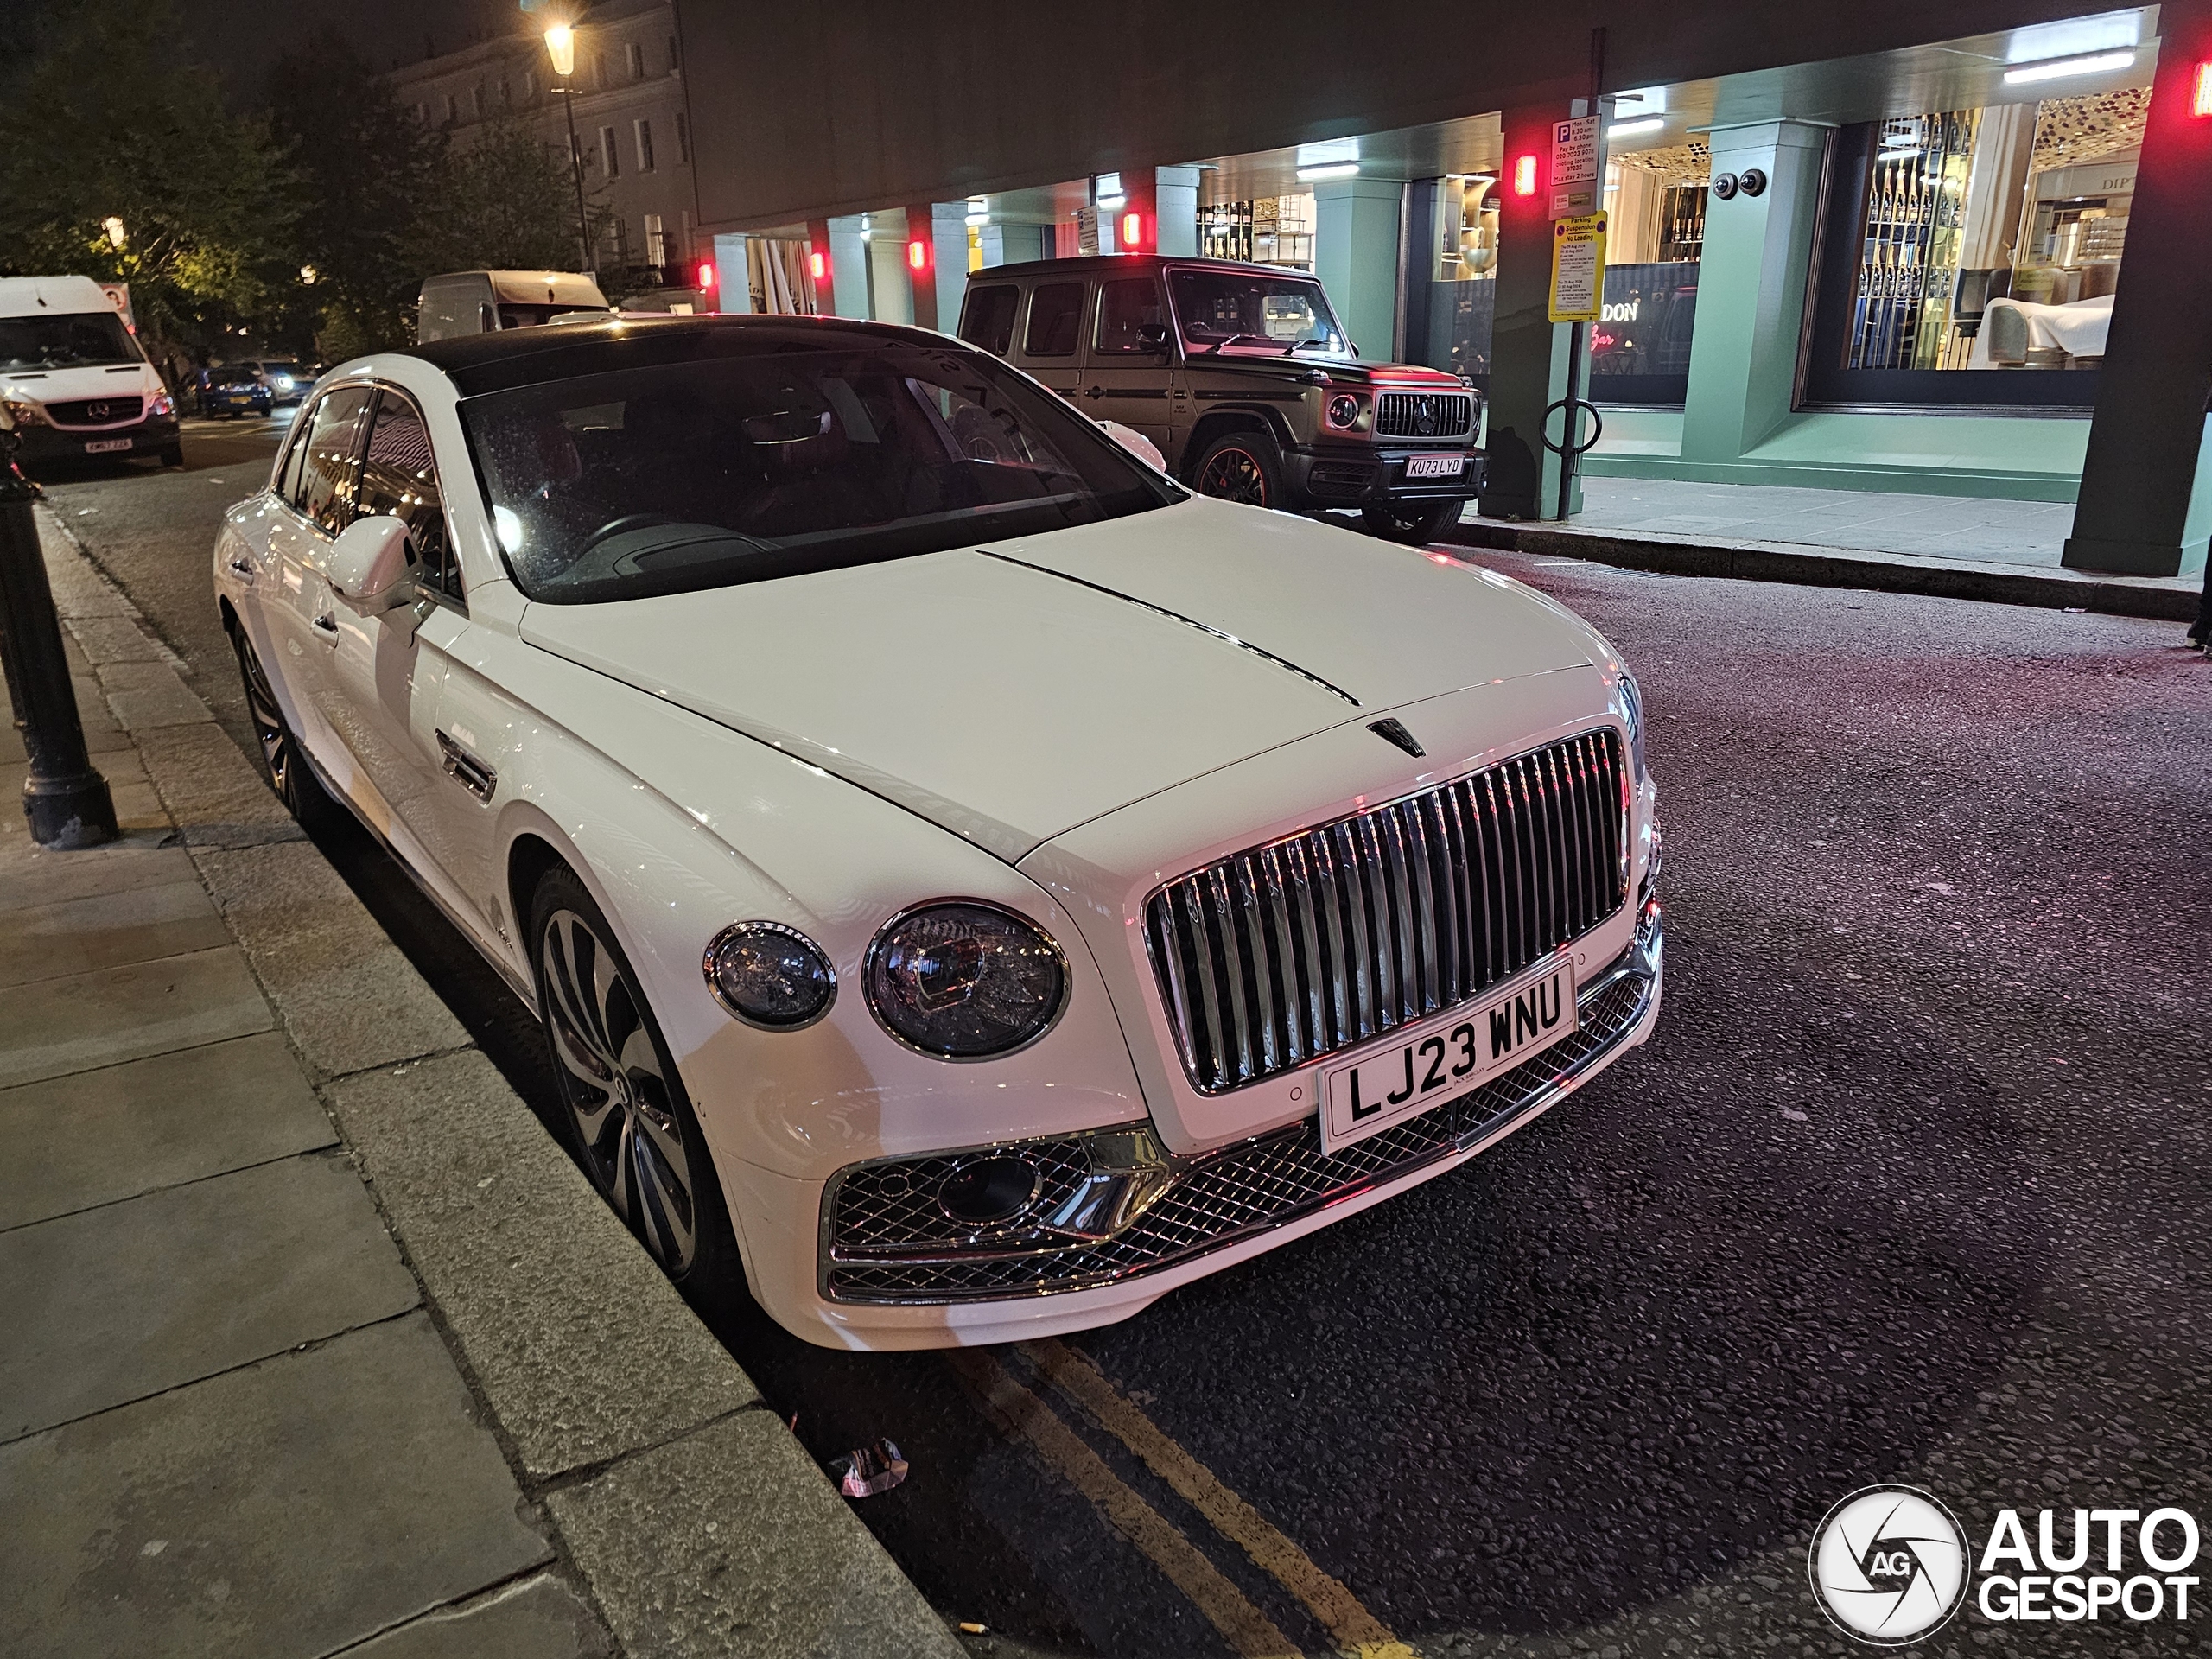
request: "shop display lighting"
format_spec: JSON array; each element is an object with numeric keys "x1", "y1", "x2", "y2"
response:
[
  {"x1": 1606, "y1": 118, "x2": 1663, "y2": 139},
  {"x1": 2002, "y1": 48, "x2": 2136, "y2": 85},
  {"x1": 1511, "y1": 154, "x2": 1538, "y2": 196},
  {"x1": 1294, "y1": 162, "x2": 1359, "y2": 181}
]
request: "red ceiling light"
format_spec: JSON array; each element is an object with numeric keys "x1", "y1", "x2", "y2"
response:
[
  {"x1": 809, "y1": 248, "x2": 827, "y2": 280},
  {"x1": 696, "y1": 262, "x2": 715, "y2": 290},
  {"x1": 907, "y1": 238, "x2": 929, "y2": 271},
  {"x1": 2192, "y1": 60, "x2": 2212, "y2": 117},
  {"x1": 1511, "y1": 154, "x2": 1539, "y2": 197}
]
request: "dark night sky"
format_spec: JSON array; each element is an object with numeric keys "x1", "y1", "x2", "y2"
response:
[{"x1": 177, "y1": 0, "x2": 536, "y2": 99}]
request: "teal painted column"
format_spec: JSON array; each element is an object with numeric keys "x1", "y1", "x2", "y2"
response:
[
  {"x1": 1678, "y1": 121, "x2": 1829, "y2": 465},
  {"x1": 1312, "y1": 175, "x2": 1403, "y2": 363},
  {"x1": 931, "y1": 202, "x2": 970, "y2": 334},
  {"x1": 824, "y1": 216, "x2": 871, "y2": 319},
  {"x1": 1155, "y1": 167, "x2": 1199, "y2": 257}
]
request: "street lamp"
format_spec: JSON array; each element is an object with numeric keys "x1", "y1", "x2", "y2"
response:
[
  {"x1": 101, "y1": 216, "x2": 125, "y2": 251},
  {"x1": 544, "y1": 24, "x2": 594, "y2": 277}
]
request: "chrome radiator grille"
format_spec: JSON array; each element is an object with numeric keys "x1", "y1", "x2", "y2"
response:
[
  {"x1": 1145, "y1": 729, "x2": 1625, "y2": 1095},
  {"x1": 1375, "y1": 390, "x2": 1475, "y2": 439}
]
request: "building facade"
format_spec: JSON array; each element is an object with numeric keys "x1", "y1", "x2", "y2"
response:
[
  {"x1": 673, "y1": 0, "x2": 2212, "y2": 578},
  {"x1": 385, "y1": 0, "x2": 702, "y2": 296}
]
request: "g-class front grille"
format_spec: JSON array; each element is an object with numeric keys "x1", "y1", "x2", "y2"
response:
[
  {"x1": 1375, "y1": 390, "x2": 1474, "y2": 440},
  {"x1": 1144, "y1": 729, "x2": 1626, "y2": 1095}
]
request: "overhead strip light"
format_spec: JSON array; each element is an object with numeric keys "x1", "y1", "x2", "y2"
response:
[
  {"x1": 1607, "y1": 118, "x2": 1664, "y2": 139},
  {"x1": 2002, "y1": 48, "x2": 2137, "y2": 86},
  {"x1": 1295, "y1": 162, "x2": 1360, "y2": 181}
]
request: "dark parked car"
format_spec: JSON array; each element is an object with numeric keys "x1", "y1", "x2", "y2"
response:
[
  {"x1": 957, "y1": 255, "x2": 1483, "y2": 542},
  {"x1": 200, "y1": 365, "x2": 272, "y2": 418}
]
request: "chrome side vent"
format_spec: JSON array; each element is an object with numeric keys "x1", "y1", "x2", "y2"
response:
[{"x1": 1144, "y1": 729, "x2": 1626, "y2": 1095}]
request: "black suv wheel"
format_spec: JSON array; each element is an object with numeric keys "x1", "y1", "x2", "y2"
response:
[
  {"x1": 1191, "y1": 430, "x2": 1284, "y2": 510},
  {"x1": 1363, "y1": 500, "x2": 1465, "y2": 545}
]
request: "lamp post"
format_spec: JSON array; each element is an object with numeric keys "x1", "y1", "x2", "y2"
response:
[{"x1": 544, "y1": 24, "x2": 594, "y2": 276}]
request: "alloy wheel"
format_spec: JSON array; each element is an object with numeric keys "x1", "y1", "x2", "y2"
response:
[
  {"x1": 234, "y1": 630, "x2": 301, "y2": 807},
  {"x1": 538, "y1": 908, "x2": 699, "y2": 1273},
  {"x1": 1196, "y1": 447, "x2": 1270, "y2": 506}
]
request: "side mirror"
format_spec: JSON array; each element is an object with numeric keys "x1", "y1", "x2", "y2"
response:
[
  {"x1": 325, "y1": 515, "x2": 416, "y2": 614},
  {"x1": 1136, "y1": 321, "x2": 1171, "y2": 353}
]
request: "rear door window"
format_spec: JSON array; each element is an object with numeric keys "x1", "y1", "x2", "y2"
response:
[
  {"x1": 357, "y1": 391, "x2": 460, "y2": 601},
  {"x1": 292, "y1": 386, "x2": 374, "y2": 535},
  {"x1": 960, "y1": 284, "x2": 1020, "y2": 356},
  {"x1": 1023, "y1": 282, "x2": 1086, "y2": 356}
]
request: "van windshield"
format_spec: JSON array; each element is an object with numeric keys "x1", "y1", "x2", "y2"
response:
[
  {"x1": 463, "y1": 340, "x2": 1182, "y2": 604},
  {"x1": 0, "y1": 311, "x2": 141, "y2": 372}
]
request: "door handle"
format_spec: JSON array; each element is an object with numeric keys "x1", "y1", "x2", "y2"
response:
[
  {"x1": 1084, "y1": 385, "x2": 1108, "y2": 399},
  {"x1": 227, "y1": 556, "x2": 256, "y2": 582},
  {"x1": 311, "y1": 613, "x2": 338, "y2": 637}
]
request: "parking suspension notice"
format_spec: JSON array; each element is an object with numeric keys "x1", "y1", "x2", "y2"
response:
[{"x1": 1548, "y1": 212, "x2": 1609, "y2": 324}]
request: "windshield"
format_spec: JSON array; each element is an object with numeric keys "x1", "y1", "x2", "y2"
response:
[
  {"x1": 0, "y1": 311, "x2": 141, "y2": 372},
  {"x1": 1168, "y1": 270, "x2": 1351, "y2": 357},
  {"x1": 464, "y1": 340, "x2": 1182, "y2": 604}
]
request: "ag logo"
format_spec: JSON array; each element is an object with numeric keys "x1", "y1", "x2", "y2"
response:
[{"x1": 1808, "y1": 1484, "x2": 1969, "y2": 1645}]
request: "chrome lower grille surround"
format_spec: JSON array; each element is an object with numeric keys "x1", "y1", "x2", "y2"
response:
[
  {"x1": 820, "y1": 914, "x2": 1659, "y2": 1305},
  {"x1": 1146, "y1": 728, "x2": 1626, "y2": 1096}
]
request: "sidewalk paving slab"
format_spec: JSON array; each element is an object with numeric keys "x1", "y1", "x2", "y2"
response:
[
  {"x1": 0, "y1": 1149, "x2": 421, "y2": 1439},
  {"x1": 0, "y1": 946, "x2": 272, "y2": 1090},
  {"x1": 0, "y1": 829, "x2": 193, "y2": 913},
  {"x1": 340, "y1": 1573, "x2": 612, "y2": 1659},
  {"x1": 0, "y1": 876, "x2": 229, "y2": 988},
  {"x1": 0, "y1": 1032, "x2": 334, "y2": 1231},
  {"x1": 0, "y1": 1313, "x2": 555, "y2": 1659}
]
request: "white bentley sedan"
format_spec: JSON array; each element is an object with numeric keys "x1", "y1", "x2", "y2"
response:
[{"x1": 213, "y1": 316, "x2": 1662, "y2": 1351}]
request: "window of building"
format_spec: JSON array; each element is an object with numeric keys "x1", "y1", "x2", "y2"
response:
[
  {"x1": 1198, "y1": 195, "x2": 1313, "y2": 269},
  {"x1": 358, "y1": 392, "x2": 461, "y2": 601},
  {"x1": 962, "y1": 285, "x2": 1020, "y2": 355},
  {"x1": 626, "y1": 41, "x2": 644, "y2": 79},
  {"x1": 468, "y1": 83, "x2": 483, "y2": 119},
  {"x1": 1591, "y1": 141, "x2": 1706, "y2": 404},
  {"x1": 600, "y1": 125, "x2": 620, "y2": 179},
  {"x1": 1803, "y1": 77, "x2": 2146, "y2": 409},
  {"x1": 636, "y1": 118, "x2": 655, "y2": 173},
  {"x1": 498, "y1": 77, "x2": 511, "y2": 109},
  {"x1": 1414, "y1": 175, "x2": 1500, "y2": 381},
  {"x1": 593, "y1": 52, "x2": 606, "y2": 88},
  {"x1": 668, "y1": 34, "x2": 679, "y2": 70},
  {"x1": 521, "y1": 68, "x2": 536, "y2": 101},
  {"x1": 412, "y1": 101, "x2": 427, "y2": 126},
  {"x1": 442, "y1": 92, "x2": 457, "y2": 124},
  {"x1": 675, "y1": 111, "x2": 690, "y2": 164},
  {"x1": 645, "y1": 213, "x2": 667, "y2": 272},
  {"x1": 1095, "y1": 276, "x2": 1168, "y2": 353},
  {"x1": 1024, "y1": 282, "x2": 1086, "y2": 355}
]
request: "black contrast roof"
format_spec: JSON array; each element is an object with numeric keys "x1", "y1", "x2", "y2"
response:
[
  {"x1": 405, "y1": 313, "x2": 960, "y2": 397},
  {"x1": 973, "y1": 254, "x2": 1295, "y2": 280}
]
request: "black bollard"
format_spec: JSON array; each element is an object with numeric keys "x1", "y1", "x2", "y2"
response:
[{"x1": 0, "y1": 423, "x2": 117, "y2": 849}]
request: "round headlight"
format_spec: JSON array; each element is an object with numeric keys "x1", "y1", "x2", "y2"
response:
[
  {"x1": 703, "y1": 921, "x2": 836, "y2": 1029},
  {"x1": 864, "y1": 901, "x2": 1067, "y2": 1058},
  {"x1": 1325, "y1": 393, "x2": 1360, "y2": 429}
]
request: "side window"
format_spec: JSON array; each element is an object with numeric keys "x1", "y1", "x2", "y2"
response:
[
  {"x1": 960, "y1": 284, "x2": 1020, "y2": 357},
  {"x1": 1023, "y1": 282, "x2": 1086, "y2": 356},
  {"x1": 357, "y1": 391, "x2": 461, "y2": 601},
  {"x1": 293, "y1": 387, "x2": 373, "y2": 533},
  {"x1": 1095, "y1": 276, "x2": 1167, "y2": 354},
  {"x1": 274, "y1": 415, "x2": 313, "y2": 503}
]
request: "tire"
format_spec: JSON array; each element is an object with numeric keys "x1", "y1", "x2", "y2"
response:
[
  {"x1": 230, "y1": 621, "x2": 342, "y2": 833},
  {"x1": 1363, "y1": 500, "x2": 1465, "y2": 545},
  {"x1": 529, "y1": 864, "x2": 747, "y2": 1307},
  {"x1": 160, "y1": 443, "x2": 183, "y2": 467},
  {"x1": 1190, "y1": 429, "x2": 1286, "y2": 511}
]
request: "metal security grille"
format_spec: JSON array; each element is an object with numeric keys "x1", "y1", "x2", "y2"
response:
[
  {"x1": 1145, "y1": 729, "x2": 1625, "y2": 1095},
  {"x1": 45, "y1": 397, "x2": 143, "y2": 428},
  {"x1": 825, "y1": 963, "x2": 1651, "y2": 1302},
  {"x1": 1374, "y1": 390, "x2": 1474, "y2": 439}
]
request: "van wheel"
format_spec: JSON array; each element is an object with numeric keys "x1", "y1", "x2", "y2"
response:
[
  {"x1": 1191, "y1": 430, "x2": 1284, "y2": 510},
  {"x1": 1363, "y1": 501, "x2": 1465, "y2": 544},
  {"x1": 530, "y1": 864, "x2": 747, "y2": 1311},
  {"x1": 160, "y1": 443, "x2": 184, "y2": 467}
]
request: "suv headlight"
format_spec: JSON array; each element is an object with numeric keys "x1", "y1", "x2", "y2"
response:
[
  {"x1": 703, "y1": 921, "x2": 836, "y2": 1028},
  {"x1": 1618, "y1": 671, "x2": 1648, "y2": 781},
  {"x1": 865, "y1": 901, "x2": 1068, "y2": 1058}
]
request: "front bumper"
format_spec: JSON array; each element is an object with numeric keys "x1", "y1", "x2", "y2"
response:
[
  {"x1": 1286, "y1": 444, "x2": 1484, "y2": 509},
  {"x1": 15, "y1": 416, "x2": 179, "y2": 461},
  {"x1": 812, "y1": 905, "x2": 1662, "y2": 1318}
]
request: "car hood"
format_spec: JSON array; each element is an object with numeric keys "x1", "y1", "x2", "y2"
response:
[
  {"x1": 0, "y1": 361, "x2": 162, "y2": 404},
  {"x1": 517, "y1": 495, "x2": 1598, "y2": 861}
]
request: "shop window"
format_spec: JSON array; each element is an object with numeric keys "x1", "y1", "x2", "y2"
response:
[
  {"x1": 1095, "y1": 276, "x2": 1167, "y2": 353},
  {"x1": 1803, "y1": 79, "x2": 2146, "y2": 409},
  {"x1": 963, "y1": 285, "x2": 1020, "y2": 355},
  {"x1": 1588, "y1": 142, "x2": 1705, "y2": 404},
  {"x1": 1415, "y1": 175, "x2": 1499, "y2": 381},
  {"x1": 1024, "y1": 282, "x2": 1085, "y2": 355},
  {"x1": 1199, "y1": 196, "x2": 1313, "y2": 269}
]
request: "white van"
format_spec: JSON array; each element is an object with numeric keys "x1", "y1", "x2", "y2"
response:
[
  {"x1": 0, "y1": 276, "x2": 181, "y2": 466},
  {"x1": 416, "y1": 270, "x2": 612, "y2": 342}
]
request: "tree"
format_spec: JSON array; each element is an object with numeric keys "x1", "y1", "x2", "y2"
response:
[
  {"x1": 423, "y1": 119, "x2": 588, "y2": 277},
  {"x1": 0, "y1": 0, "x2": 298, "y2": 366}
]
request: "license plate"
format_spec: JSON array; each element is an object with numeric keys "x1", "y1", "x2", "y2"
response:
[
  {"x1": 1404, "y1": 453, "x2": 1465, "y2": 480},
  {"x1": 1322, "y1": 958, "x2": 1577, "y2": 1152},
  {"x1": 82, "y1": 439, "x2": 132, "y2": 454}
]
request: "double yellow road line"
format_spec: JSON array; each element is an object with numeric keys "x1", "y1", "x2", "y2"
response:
[{"x1": 949, "y1": 1339, "x2": 1419, "y2": 1659}]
